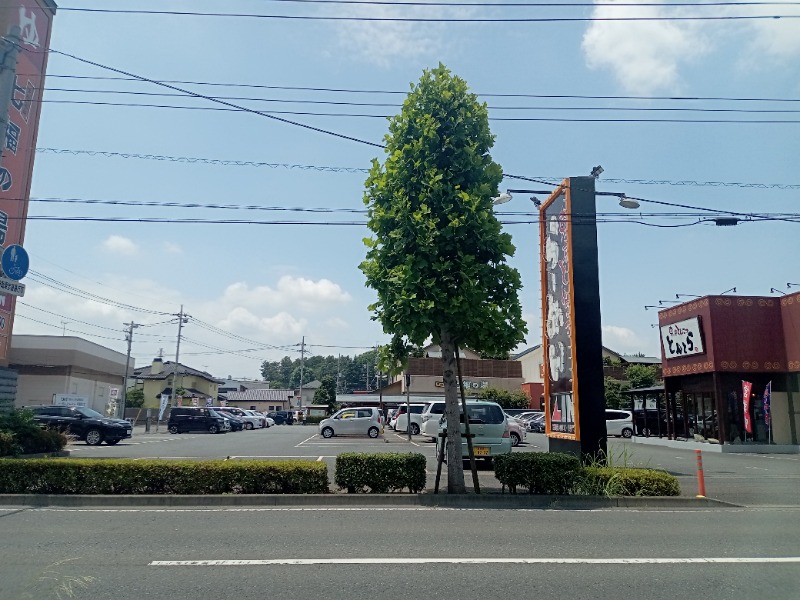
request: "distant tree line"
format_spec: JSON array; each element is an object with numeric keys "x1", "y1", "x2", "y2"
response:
[{"x1": 259, "y1": 350, "x2": 388, "y2": 394}]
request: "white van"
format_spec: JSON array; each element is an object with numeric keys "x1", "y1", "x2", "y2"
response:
[
  {"x1": 421, "y1": 400, "x2": 447, "y2": 440},
  {"x1": 435, "y1": 400, "x2": 512, "y2": 463},
  {"x1": 393, "y1": 403, "x2": 428, "y2": 434},
  {"x1": 605, "y1": 409, "x2": 634, "y2": 438}
]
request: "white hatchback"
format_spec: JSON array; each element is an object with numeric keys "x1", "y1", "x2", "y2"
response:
[{"x1": 319, "y1": 407, "x2": 383, "y2": 439}]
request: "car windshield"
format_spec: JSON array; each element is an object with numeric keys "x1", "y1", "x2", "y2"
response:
[
  {"x1": 208, "y1": 409, "x2": 224, "y2": 418},
  {"x1": 76, "y1": 407, "x2": 104, "y2": 419}
]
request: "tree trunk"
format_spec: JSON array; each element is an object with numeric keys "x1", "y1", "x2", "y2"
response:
[{"x1": 440, "y1": 328, "x2": 466, "y2": 493}]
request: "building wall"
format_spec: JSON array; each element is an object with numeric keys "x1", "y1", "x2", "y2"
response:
[
  {"x1": 781, "y1": 292, "x2": 800, "y2": 370},
  {"x1": 407, "y1": 374, "x2": 523, "y2": 395}
]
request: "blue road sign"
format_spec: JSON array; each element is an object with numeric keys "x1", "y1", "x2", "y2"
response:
[{"x1": 2, "y1": 244, "x2": 29, "y2": 281}]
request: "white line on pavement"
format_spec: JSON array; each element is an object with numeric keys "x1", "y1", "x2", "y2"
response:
[
  {"x1": 150, "y1": 557, "x2": 800, "y2": 567},
  {"x1": 295, "y1": 434, "x2": 319, "y2": 447}
]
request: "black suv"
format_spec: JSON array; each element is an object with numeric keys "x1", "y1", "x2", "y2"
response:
[
  {"x1": 167, "y1": 407, "x2": 228, "y2": 434},
  {"x1": 28, "y1": 405, "x2": 132, "y2": 446},
  {"x1": 267, "y1": 410, "x2": 294, "y2": 425}
]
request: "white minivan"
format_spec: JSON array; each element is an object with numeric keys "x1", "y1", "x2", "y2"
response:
[
  {"x1": 393, "y1": 403, "x2": 428, "y2": 434},
  {"x1": 605, "y1": 409, "x2": 634, "y2": 438},
  {"x1": 435, "y1": 401, "x2": 512, "y2": 463}
]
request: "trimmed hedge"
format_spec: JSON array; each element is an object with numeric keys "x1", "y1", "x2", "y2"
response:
[
  {"x1": 494, "y1": 452, "x2": 583, "y2": 495},
  {"x1": 304, "y1": 415, "x2": 326, "y2": 425},
  {"x1": 0, "y1": 459, "x2": 329, "y2": 495},
  {"x1": 579, "y1": 467, "x2": 680, "y2": 497},
  {"x1": 335, "y1": 452, "x2": 426, "y2": 493},
  {"x1": 494, "y1": 453, "x2": 681, "y2": 496}
]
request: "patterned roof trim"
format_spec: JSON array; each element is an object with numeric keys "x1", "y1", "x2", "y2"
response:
[{"x1": 225, "y1": 389, "x2": 294, "y2": 402}]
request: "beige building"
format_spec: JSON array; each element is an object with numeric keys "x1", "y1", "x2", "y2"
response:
[
  {"x1": 10, "y1": 335, "x2": 129, "y2": 415},
  {"x1": 223, "y1": 388, "x2": 293, "y2": 412},
  {"x1": 133, "y1": 358, "x2": 219, "y2": 409},
  {"x1": 382, "y1": 344, "x2": 523, "y2": 397}
]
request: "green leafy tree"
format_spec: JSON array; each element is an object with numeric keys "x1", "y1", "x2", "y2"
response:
[
  {"x1": 314, "y1": 375, "x2": 338, "y2": 414},
  {"x1": 604, "y1": 376, "x2": 631, "y2": 410},
  {"x1": 476, "y1": 387, "x2": 530, "y2": 409},
  {"x1": 360, "y1": 65, "x2": 526, "y2": 493},
  {"x1": 125, "y1": 388, "x2": 145, "y2": 408},
  {"x1": 625, "y1": 364, "x2": 659, "y2": 389}
]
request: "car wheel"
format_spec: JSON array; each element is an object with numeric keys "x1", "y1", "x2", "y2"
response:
[
  {"x1": 246, "y1": 422, "x2": 254, "y2": 430},
  {"x1": 321, "y1": 426, "x2": 334, "y2": 439},
  {"x1": 168, "y1": 425, "x2": 179, "y2": 434},
  {"x1": 105, "y1": 439, "x2": 120, "y2": 445},
  {"x1": 622, "y1": 427, "x2": 633, "y2": 439},
  {"x1": 368, "y1": 426, "x2": 380, "y2": 439},
  {"x1": 642, "y1": 427, "x2": 651, "y2": 437},
  {"x1": 85, "y1": 428, "x2": 103, "y2": 446},
  {"x1": 510, "y1": 432, "x2": 521, "y2": 447},
  {"x1": 208, "y1": 424, "x2": 219, "y2": 434},
  {"x1": 409, "y1": 423, "x2": 420, "y2": 436}
]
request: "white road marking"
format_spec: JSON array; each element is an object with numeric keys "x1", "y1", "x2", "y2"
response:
[
  {"x1": 295, "y1": 434, "x2": 320, "y2": 447},
  {"x1": 150, "y1": 557, "x2": 800, "y2": 567}
]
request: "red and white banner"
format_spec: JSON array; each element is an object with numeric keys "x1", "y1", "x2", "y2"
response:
[{"x1": 742, "y1": 380, "x2": 753, "y2": 434}]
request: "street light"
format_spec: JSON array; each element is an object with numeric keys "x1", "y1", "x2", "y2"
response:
[
  {"x1": 492, "y1": 192, "x2": 512, "y2": 205},
  {"x1": 770, "y1": 288, "x2": 786, "y2": 295},
  {"x1": 676, "y1": 294, "x2": 702, "y2": 299},
  {"x1": 618, "y1": 195, "x2": 640, "y2": 209}
]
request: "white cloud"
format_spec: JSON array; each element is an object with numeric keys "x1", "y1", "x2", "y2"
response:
[
  {"x1": 602, "y1": 325, "x2": 649, "y2": 354},
  {"x1": 102, "y1": 235, "x2": 139, "y2": 256},
  {"x1": 163, "y1": 242, "x2": 183, "y2": 255},
  {"x1": 582, "y1": 1, "x2": 710, "y2": 93},
  {"x1": 328, "y1": 2, "x2": 474, "y2": 67},
  {"x1": 221, "y1": 276, "x2": 351, "y2": 312},
  {"x1": 742, "y1": 5, "x2": 800, "y2": 60},
  {"x1": 324, "y1": 317, "x2": 350, "y2": 330},
  {"x1": 216, "y1": 307, "x2": 307, "y2": 338}
]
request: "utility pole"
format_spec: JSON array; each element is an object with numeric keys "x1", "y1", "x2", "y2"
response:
[
  {"x1": 119, "y1": 321, "x2": 140, "y2": 418},
  {"x1": 297, "y1": 336, "x2": 306, "y2": 410},
  {"x1": 171, "y1": 306, "x2": 189, "y2": 407}
]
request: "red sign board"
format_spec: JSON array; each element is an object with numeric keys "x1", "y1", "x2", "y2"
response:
[{"x1": 0, "y1": 1, "x2": 56, "y2": 362}]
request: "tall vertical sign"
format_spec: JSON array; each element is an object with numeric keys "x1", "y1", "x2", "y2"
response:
[
  {"x1": 0, "y1": 1, "x2": 56, "y2": 363},
  {"x1": 540, "y1": 177, "x2": 606, "y2": 459}
]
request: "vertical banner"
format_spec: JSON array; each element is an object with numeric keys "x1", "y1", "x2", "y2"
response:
[
  {"x1": 158, "y1": 393, "x2": 170, "y2": 421},
  {"x1": 0, "y1": 1, "x2": 56, "y2": 363},
  {"x1": 742, "y1": 380, "x2": 753, "y2": 434},
  {"x1": 541, "y1": 185, "x2": 577, "y2": 438},
  {"x1": 763, "y1": 381, "x2": 771, "y2": 444}
]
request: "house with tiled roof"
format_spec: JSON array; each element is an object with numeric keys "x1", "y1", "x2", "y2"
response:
[
  {"x1": 132, "y1": 357, "x2": 221, "y2": 409},
  {"x1": 223, "y1": 388, "x2": 294, "y2": 412}
]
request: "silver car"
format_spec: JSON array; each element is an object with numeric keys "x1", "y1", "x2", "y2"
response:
[{"x1": 319, "y1": 407, "x2": 383, "y2": 439}]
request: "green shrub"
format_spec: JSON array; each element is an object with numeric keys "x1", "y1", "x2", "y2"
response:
[
  {"x1": 493, "y1": 452, "x2": 582, "y2": 495},
  {"x1": 0, "y1": 459, "x2": 329, "y2": 494},
  {"x1": 579, "y1": 467, "x2": 680, "y2": 497},
  {"x1": 0, "y1": 409, "x2": 67, "y2": 456},
  {"x1": 304, "y1": 415, "x2": 326, "y2": 425},
  {"x1": 335, "y1": 452, "x2": 426, "y2": 493}
]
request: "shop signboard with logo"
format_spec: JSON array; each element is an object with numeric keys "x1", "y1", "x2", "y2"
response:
[{"x1": 0, "y1": 1, "x2": 56, "y2": 362}]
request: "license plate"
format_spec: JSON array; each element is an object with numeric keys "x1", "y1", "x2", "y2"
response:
[{"x1": 473, "y1": 446, "x2": 490, "y2": 456}]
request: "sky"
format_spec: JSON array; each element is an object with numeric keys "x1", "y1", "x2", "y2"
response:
[{"x1": 12, "y1": 0, "x2": 800, "y2": 381}]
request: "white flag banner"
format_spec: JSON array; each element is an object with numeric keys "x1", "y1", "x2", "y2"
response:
[{"x1": 159, "y1": 393, "x2": 170, "y2": 420}]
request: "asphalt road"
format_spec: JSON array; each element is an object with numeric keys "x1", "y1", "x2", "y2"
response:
[
  {"x1": 60, "y1": 425, "x2": 800, "y2": 506},
  {"x1": 1, "y1": 505, "x2": 798, "y2": 600}
]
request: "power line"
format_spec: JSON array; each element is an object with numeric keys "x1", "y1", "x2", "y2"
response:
[
  {"x1": 47, "y1": 47, "x2": 384, "y2": 148},
  {"x1": 39, "y1": 74, "x2": 800, "y2": 103},
  {"x1": 41, "y1": 88, "x2": 800, "y2": 114},
  {"x1": 34, "y1": 148, "x2": 800, "y2": 190},
  {"x1": 53, "y1": 7, "x2": 800, "y2": 21},
  {"x1": 35, "y1": 99, "x2": 800, "y2": 123}
]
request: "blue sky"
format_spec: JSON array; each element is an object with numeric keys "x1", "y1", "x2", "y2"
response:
[{"x1": 16, "y1": 0, "x2": 800, "y2": 380}]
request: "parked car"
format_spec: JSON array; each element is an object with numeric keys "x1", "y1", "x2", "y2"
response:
[
  {"x1": 393, "y1": 403, "x2": 428, "y2": 434},
  {"x1": 267, "y1": 411, "x2": 295, "y2": 425},
  {"x1": 503, "y1": 413, "x2": 527, "y2": 447},
  {"x1": 28, "y1": 405, "x2": 132, "y2": 446},
  {"x1": 527, "y1": 412, "x2": 546, "y2": 433},
  {"x1": 263, "y1": 416, "x2": 276, "y2": 428},
  {"x1": 605, "y1": 409, "x2": 634, "y2": 438},
  {"x1": 318, "y1": 407, "x2": 382, "y2": 439},
  {"x1": 167, "y1": 407, "x2": 229, "y2": 434},
  {"x1": 221, "y1": 413, "x2": 245, "y2": 431},
  {"x1": 216, "y1": 406, "x2": 261, "y2": 430},
  {"x1": 435, "y1": 401, "x2": 512, "y2": 463},
  {"x1": 243, "y1": 410, "x2": 267, "y2": 428}
]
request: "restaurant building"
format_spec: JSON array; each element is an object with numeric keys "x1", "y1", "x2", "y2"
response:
[{"x1": 658, "y1": 293, "x2": 799, "y2": 450}]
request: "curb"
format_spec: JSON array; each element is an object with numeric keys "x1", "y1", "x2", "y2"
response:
[{"x1": 0, "y1": 493, "x2": 739, "y2": 509}]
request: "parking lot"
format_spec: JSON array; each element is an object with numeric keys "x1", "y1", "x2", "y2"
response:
[{"x1": 61, "y1": 422, "x2": 800, "y2": 504}]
